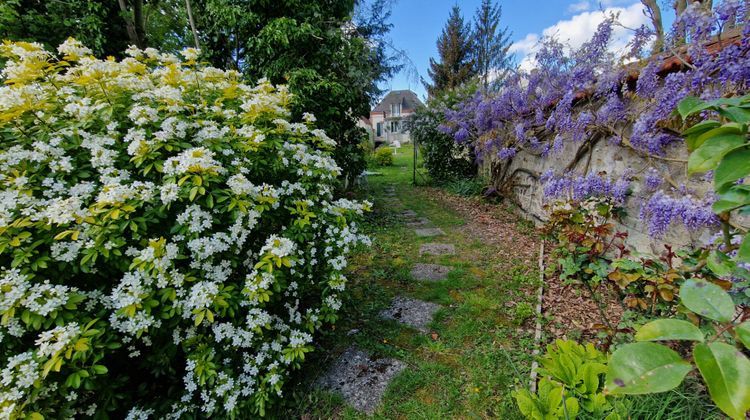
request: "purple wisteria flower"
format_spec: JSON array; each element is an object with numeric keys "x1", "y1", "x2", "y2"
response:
[
  {"x1": 542, "y1": 171, "x2": 631, "y2": 205},
  {"x1": 639, "y1": 191, "x2": 718, "y2": 237},
  {"x1": 497, "y1": 147, "x2": 516, "y2": 160},
  {"x1": 644, "y1": 168, "x2": 662, "y2": 191}
]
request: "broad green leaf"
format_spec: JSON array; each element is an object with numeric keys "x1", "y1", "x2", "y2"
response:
[
  {"x1": 683, "y1": 120, "x2": 721, "y2": 136},
  {"x1": 681, "y1": 278, "x2": 735, "y2": 322},
  {"x1": 688, "y1": 133, "x2": 747, "y2": 174},
  {"x1": 739, "y1": 235, "x2": 750, "y2": 263},
  {"x1": 718, "y1": 106, "x2": 750, "y2": 123},
  {"x1": 694, "y1": 342, "x2": 750, "y2": 419},
  {"x1": 706, "y1": 250, "x2": 736, "y2": 278},
  {"x1": 678, "y1": 96, "x2": 708, "y2": 119},
  {"x1": 685, "y1": 120, "x2": 721, "y2": 151},
  {"x1": 605, "y1": 342, "x2": 692, "y2": 395},
  {"x1": 713, "y1": 187, "x2": 750, "y2": 213},
  {"x1": 578, "y1": 362, "x2": 607, "y2": 394},
  {"x1": 512, "y1": 389, "x2": 539, "y2": 419},
  {"x1": 635, "y1": 319, "x2": 704, "y2": 342},
  {"x1": 559, "y1": 397, "x2": 580, "y2": 419},
  {"x1": 736, "y1": 322, "x2": 750, "y2": 349},
  {"x1": 715, "y1": 147, "x2": 750, "y2": 189},
  {"x1": 691, "y1": 124, "x2": 744, "y2": 151}
]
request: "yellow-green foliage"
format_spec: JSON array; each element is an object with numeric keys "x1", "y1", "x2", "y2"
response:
[
  {"x1": 0, "y1": 39, "x2": 371, "y2": 418},
  {"x1": 374, "y1": 146, "x2": 394, "y2": 166}
]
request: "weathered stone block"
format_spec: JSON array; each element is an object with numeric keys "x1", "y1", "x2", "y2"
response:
[
  {"x1": 379, "y1": 296, "x2": 441, "y2": 332},
  {"x1": 316, "y1": 347, "x2": 405, "y2": 414}
]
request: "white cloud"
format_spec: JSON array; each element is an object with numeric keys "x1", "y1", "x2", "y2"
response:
[
  {"x1": 511, "y1": 2, "x2": 649, "y2": 71},
  {"x1": 568, "y1": 1, "x2": 591, "y2": 13},
  {"x1": 508, "y1": 33, "x2": 540, "y2": 56}
]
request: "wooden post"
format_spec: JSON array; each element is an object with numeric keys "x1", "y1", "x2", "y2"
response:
[{"x1": 413, "y1": 135, "x2": 417, "y2": 185}]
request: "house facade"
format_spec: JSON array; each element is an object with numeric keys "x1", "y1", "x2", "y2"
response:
[{"x1": 367, "y1": 90, "x2": 423, "y2": 145}]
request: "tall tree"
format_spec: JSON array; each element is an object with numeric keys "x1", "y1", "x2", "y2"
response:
[
  {"x1": 425, "y1": 5, "x2": 476, "y2": 97},
  {"x1": 472, "y1": 0, "x2": 513, "y2": 91},
  {"x1": 641, "y1": 0, "x2": 665, "y2": 53},
  {"x1": 194, "y1": 0, "x2": 402, "y2": 185},
  {"x1": 0, "y1": 0, "x2": 190, "y2": 57}
]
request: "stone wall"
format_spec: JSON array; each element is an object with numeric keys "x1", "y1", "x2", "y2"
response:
[{"x1": 480, "y1": 135, "x2": 721, "y2": 255}]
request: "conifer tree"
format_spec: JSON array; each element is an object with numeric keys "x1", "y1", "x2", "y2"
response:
[
  {"x1": 472, "y1": 0, "x2": 513, "y2": 91},
  {"x1": 425, "y1": 5, "x2": 475, "y2": 97}
]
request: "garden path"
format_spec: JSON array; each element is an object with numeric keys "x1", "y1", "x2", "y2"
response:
[{"x1": 287, "y1": 146, "x2": 542, "y2": 418}]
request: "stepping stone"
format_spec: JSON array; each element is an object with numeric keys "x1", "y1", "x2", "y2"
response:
[
  {"x1": 415, "y1": 227, "x2": 444, "y2": 237},
  {"x1": 317, "y1": 347, "x2": 406, "y2": 414},
  {"x1": 406, "y1": 218, "x2": 432, "y2": 228},
  {"x1": 411, "y1": 263, "x2": 451, "y2": 282},
  {"x1": 399, "y1": 210, "x2": 418, "y2": 218},
  {"x1": 380, "y1": 296, "x2": 441, "y2": 333},
  {"x1": 419, "y1": 243, "x2": 456, "y2": 256}
]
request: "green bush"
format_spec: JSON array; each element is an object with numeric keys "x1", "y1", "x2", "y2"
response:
[
  {"x1": 0, "y1": 40, "x2": 370, "y2": 418},
  {"x1": 514, "y1": 340, "x2": 628, "y2": 419},
  {"x1": 408, "y1": 88, "x2": 476, "y2": 183},
  {"x1": 373, "y1": 146, "x2": 394, "y2": 166}
]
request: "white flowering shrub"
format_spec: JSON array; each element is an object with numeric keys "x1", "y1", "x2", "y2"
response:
[{"x1": 0, "y1": 39, "x2": 370, "y2": 418}]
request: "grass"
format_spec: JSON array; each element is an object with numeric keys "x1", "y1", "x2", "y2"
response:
[
  {"x1": 278, "y1": 145, "x2": 720, "y2": 419},
  {"x1": 621, "y1": 379, "x2": 722, "y2": 420},
  {"x1": 279, "y1": 145, "x2": 541, "y2": 418}
]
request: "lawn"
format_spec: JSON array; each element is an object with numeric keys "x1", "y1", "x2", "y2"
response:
[{"x1": 282, "y1": 145, "x2": 542, "y2": 418}]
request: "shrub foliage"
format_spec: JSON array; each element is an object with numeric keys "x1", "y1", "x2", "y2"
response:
[
  {"x1": 372, "y1": 146, "x2": 394, "y2": 167},
  {"x1": 409, "y1": 94, "x2": 475, "y2": 183},
  {"x1": 0, "y1": 40, "x2": 370, "y2": 418}
]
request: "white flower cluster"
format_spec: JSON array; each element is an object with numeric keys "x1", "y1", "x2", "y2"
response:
[{"x1": 0, "y1": 40, "x2": 370, "y2": 418}]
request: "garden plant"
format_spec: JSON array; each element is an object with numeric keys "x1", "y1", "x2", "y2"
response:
[{"x1": 0, "y1": 40, "x2": 369, "y2": 418}]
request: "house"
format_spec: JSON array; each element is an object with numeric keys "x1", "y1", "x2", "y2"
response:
[{"x1": 367, "y1": 90, "x2": 423, "y2": 146}]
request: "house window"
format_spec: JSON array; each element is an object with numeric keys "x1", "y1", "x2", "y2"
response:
[
  {"x1": 376, "y1": 122, "x2": 383, "y2": 137},
  {"x1": 390, "y1": 121, "x2": 400, "y2": 133},
  {"x1": 390, "y1": 103, "x2": 401, "y2": 116}
]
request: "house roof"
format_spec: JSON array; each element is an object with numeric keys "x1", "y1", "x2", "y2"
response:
[{"x1": 372, "y1": 90, "x2": 423, "y2": 113}]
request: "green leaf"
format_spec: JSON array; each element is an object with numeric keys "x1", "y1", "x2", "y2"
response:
[
  {"x1": 605, "y1": 342, "x2": 692, "y2": 395},
  {"x1": 691, "y1": 124, "x2": 744, "y2": 151},
  {"x1": 706, "y1": 250, "x2": 736, "y2": 278},
  {"x1": 694, "y1": 342, "x2": 750, "y2": 419},
  {"x1": 578, "y1": 362, "x2": 607, "y2": 394},
  {"x1": 739, "y1": 235, "x2": 750, "y2": 263},
  {"x1": 688, "y1": 134, "x2": 747, "y2": 174},
  {"x1": 684, "y1": 120, "x2": 721, "y2": 151},
  {"x1": 91, "y1": 364, "x2": 108, "y2": 375},
  {"x1": 715, "y1": 147, "x2": 750, "y2": 189},
  {"x1": 713, "y1": 188, "x2": 750, "y2": 213},
  {"x1": 717, "y1": 106, "x2": 750, "y2": 123},
  {"x1": 678, "y1": 96, "x2": 708, "y2": 119},
  {"x1": 736, "y1": 322, "x2": 750, "y2": 350},
  {"x1": 635, "y1": 319, "x2": 704, "y2": 342},
  {"x1": 680, "y1": 279, "x2": 735, "y2": 322},
  {"x1": 684, "y1": 120, "x2": 721, "y2": 136}
]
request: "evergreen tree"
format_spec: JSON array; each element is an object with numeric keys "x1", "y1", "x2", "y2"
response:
[
  {"x1": 472, "y1": 0, "x2": 513, "y2": 91},
  {"x1": 425, "y1": 5, "x2": 475, "y2": 97}
]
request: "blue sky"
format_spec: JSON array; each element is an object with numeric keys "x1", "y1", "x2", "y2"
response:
[{"x1": 379, "y1": 0, "x2": 649, "y2": 101}]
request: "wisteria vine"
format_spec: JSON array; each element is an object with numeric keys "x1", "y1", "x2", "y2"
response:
[{"x1": 439, "y1": 1, "x2": 749, "y2": 238}]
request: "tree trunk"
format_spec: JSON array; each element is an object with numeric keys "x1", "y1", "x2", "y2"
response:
[
  {"x1": 641, "y1": 0, "x2": 664, "y2": 53},
  {"x1": 117, "y1": 0, "x2": 141, "y2": 47},
  {"x1": 185, "y1": 0, "x2": 200, "y2": 49},
  {"x1": 133, "y1": 0, "x2": 147, "y2": 48}
]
